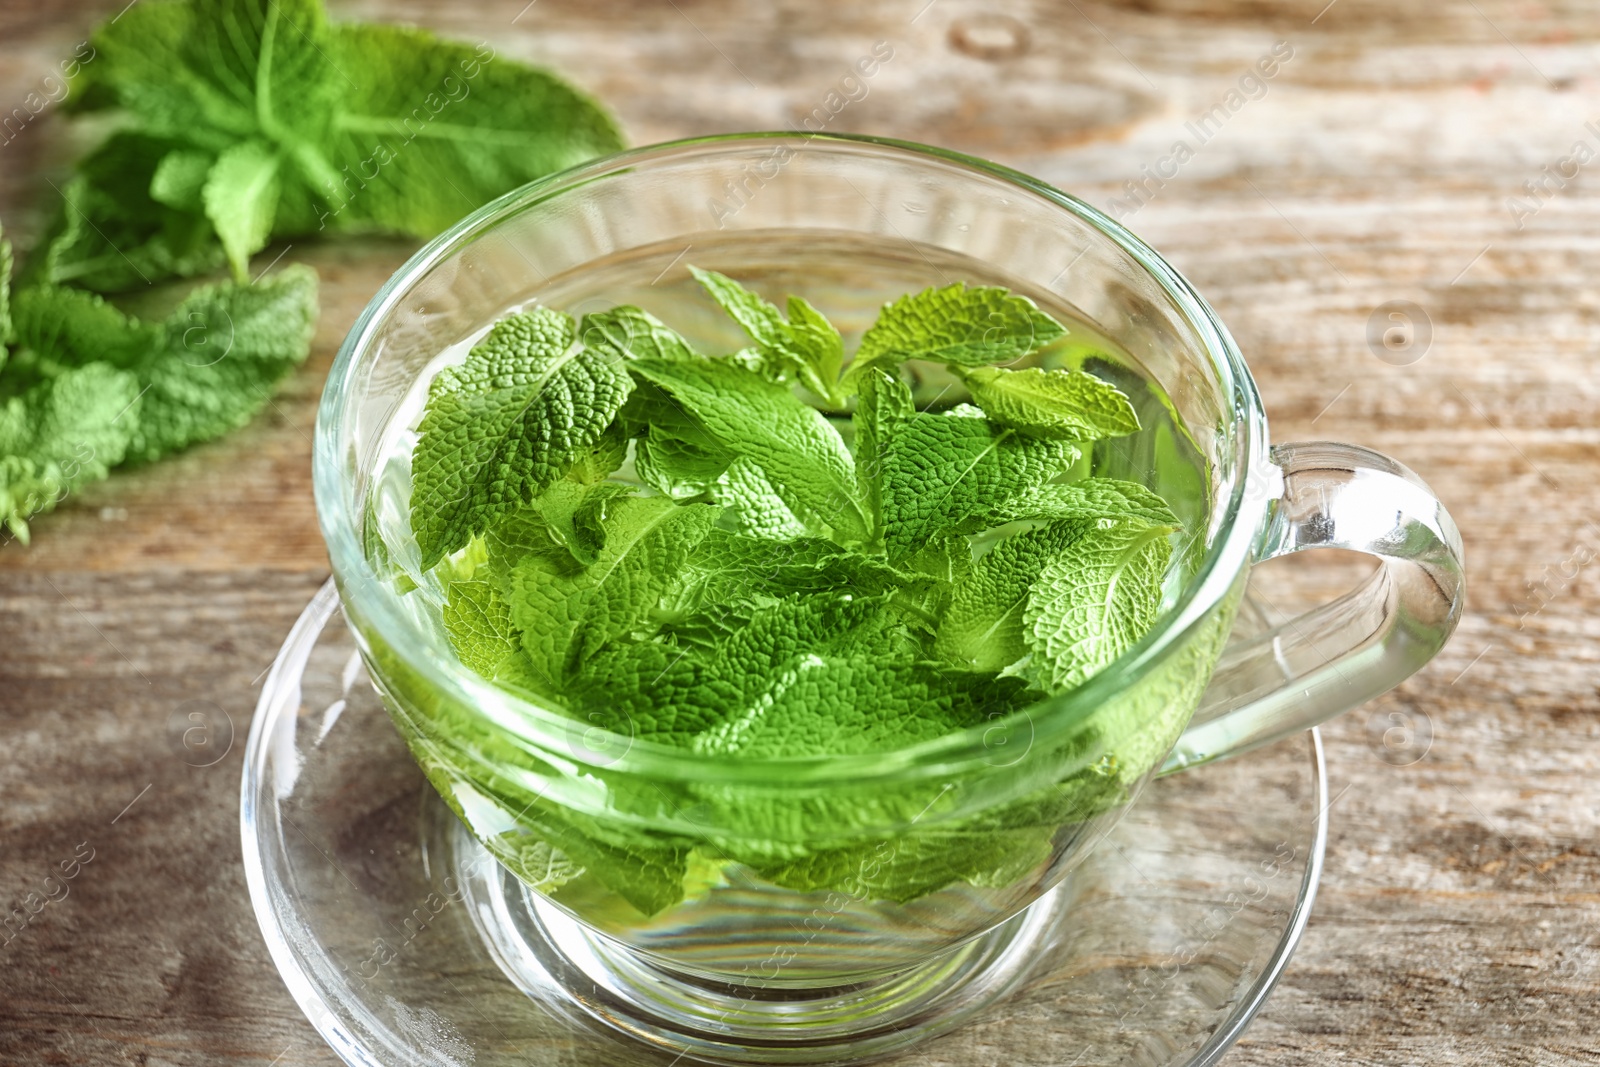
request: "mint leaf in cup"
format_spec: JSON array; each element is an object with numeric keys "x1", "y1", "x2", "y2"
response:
[
  {"x1": 690, "y1": 267, "x2": 846, "y2": 406},
  {"x1": 1023, "y1": 521, "x2": 1177, "y2": 693},
  {"x1": 409, "y1": 306, "x2": 634, "y2": 569},
  {"x1": 957, "y1": 364, "x2": 1140, "y2": 440},
  {"x1": 932, "y1": 519, "x2": 1097, "y2": 674},
  {"x1": 508, "y1": 494, "x2": 719, "y2": 687},
  {"x1": 875, "y1": 405, "x2": 1079, "y2": 561},
  {"x1": 630, "y1": 357, "x2": 871, "y2": 543},
  {"x1": 991, "y1": 478, "x2": 1181, "y2": 527},
  {"x1": 842, "y1": 281, "x2": 1068, "y2": 388}
]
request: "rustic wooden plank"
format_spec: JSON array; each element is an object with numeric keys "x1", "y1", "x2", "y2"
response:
[{"x1": 2, "y1": 0, "x2": 1598, "y2": 1063}]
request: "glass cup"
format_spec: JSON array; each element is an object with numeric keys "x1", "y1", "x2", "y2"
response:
[{"x1": 313, "y1": 134, "x2": 1464, "y2": 1062}]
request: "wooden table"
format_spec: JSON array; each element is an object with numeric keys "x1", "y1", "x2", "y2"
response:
[{"x1": 1, "y1": 1, "x2": 1594, "y2": 1063}]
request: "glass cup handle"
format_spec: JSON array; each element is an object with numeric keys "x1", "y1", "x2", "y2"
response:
[{"x1": 1161, "y1": 441, "x2": 1466, "y2": 773}]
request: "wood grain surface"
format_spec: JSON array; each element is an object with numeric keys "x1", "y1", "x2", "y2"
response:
[{"x1": 1, "y1": 1, "x2": 1595, "y2": 1064}]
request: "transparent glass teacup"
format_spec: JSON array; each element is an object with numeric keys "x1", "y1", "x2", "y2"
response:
[{"x1": 314, "y1": 134, "x2": 1463, "y2": 1058}]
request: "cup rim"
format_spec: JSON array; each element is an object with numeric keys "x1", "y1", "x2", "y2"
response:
[{"x1": 314, "y1": 131, "x2": 1271, "y2": 785}]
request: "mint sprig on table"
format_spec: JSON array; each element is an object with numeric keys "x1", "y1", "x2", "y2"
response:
[
  {"x1": 0, "y1": 220, "x2": 319, "y2": 542},
  {"x1": 401, "y1": 271, "x2": 1185, "y2": 911},
  {"x1": 1, "y1": 0, "x2": 624, "y2": 543},
  {"x1": 36, "y1": 0, "x2": 623, "y2": 288}
]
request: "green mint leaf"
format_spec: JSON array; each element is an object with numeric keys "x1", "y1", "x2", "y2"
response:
[
  {"x1": 79, "y1": 0, "x2": 345, "y2": 244},
  {"x1": 630, "y1": 367, "x2": 823, "y2": 538},
  {"x1": 844, "y1": 283, "x2": 1067, "y2": 387},
  {"x1": 468, "y1": 775, "x2": 692, "y2": 917},
  {"x1": 409, "y1": 306, "x2": 634, "y2": 568},
  {"x1": 566, "y1": 640, "x2": 730, "y2": 744},
  {"x1": 0, "y1": 363, "x2": 140, "y2": 543},
  {"x1": 756, "y1": 761, "x2": 1131, "y2": 902},
  {"x1": 519, "y1": 812, "x2": 690, "y2": 917},
  {"x1": 548, "y1": 481, "x2": 636, "y2": 566},
  {"x1": 482, "y1": 509, "x2": 578, "y2": 583},
  {"x1": 322, "y1": 23, "x2": 623, "y2": 236},
  {"x1": 0, "y1": 459, "x2": 63, "y2": 546},
  {"x1": 202, "y1": 140, "x2": 282, "y2": 280},
  {"x1": 630, "y1": 357, "x2": 870, "y2": 542},
  {"x1": 689, "y1": 268, "x2": 844, "y2": 403},
  {"x1": 479, "y1": 481, "x2": 638, "y2": 578},
  {"x1": 932, "y1": 520, "x2": 1097, "y2": 672},
  {"x1": 63, "y1": 3, "x2": 623, "y2": 292},
  {"x1": 630, "y1": 394, "x2": 818, "y2": 543},
  {"x1": 960, "y1": 365, "x2": 1139, "y2": 440},
  {"x1": 891, "y1": 529, "x2": 973, "y2": 626},
  {"x1": 75, "y1": 1, "x2": 215, "y2": 143},
  {"x1": 7, "y1": 285, "x2": 166, "y2": 382},
  {"x1": 27, "y1": 134, "x2": 225, "y2": 292},
  {"x1": 570, "y1": 594, "x2": 897, "y2": 746},
  {"x1": 690, "y1": 268, "x2": 788, "y2": 351},
  {"x1": 634, "y1": 430, "x2": 732, "y2": 500},
  {"x1": 785, "y1": 294, "x2": 846, "y2": 399},
  {"x1": 663, "y1": 530, "x2": 919, "y2": 617},
  {"x1": 564, "y1": 420, "x2": 629, "y2": 486},
  {"x1": 442, "y1": 577, "x2": 520, "y2": 679},
  {"x1": 619, "y1": 379, "x2": 724, "y2": 450},
  {"x1": 851, "y1": 366, "x2": 914, "y2": 540},
  {"x1": 130, "y1": 265, "x2": 318, "y2": 461},
  {"x1": 509, "y1": 495, "x2": 718, "y2": 685},
  {"x1": 992, "y1": 478, "x2": 1180, "y2": 528},
  {"x1": 712, "y1": 456, "x2": 810, "y2": 540},
  {"x1": 480, "y1": 480, "x2": 647, "y2": 583},
  {"x1": 579, "y1": 306, "x2": 698, "y2": 364},
  {"x1": 9, "y1": 266, "x2": 318, "y2": 463},
  {"x1": 87, "y1": 0, "x2": 340, "y2": 148},
  {"x1": 878, "y1": 411, "x2": 1076, "y2": 560},
  {"x1": 754, "y1": 821, "x2": 1055, "y2": 904},
  {"x1": 490, "y1": 838, "x2": 582, "y2": 897},
  {"x1": 1023, "y1": 521, "x2": 1174, "y2": 692},
  {"x1": 693, "y1": 657, "x2": 1034, "y2": 759},
  {"x1": 900, "y1": 530, "x2": 974, "y2": 587},
  {"x1": 149, "y1": 149, "x2": 215, "y2": 211}
]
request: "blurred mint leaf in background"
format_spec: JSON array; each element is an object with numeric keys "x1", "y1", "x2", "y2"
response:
[
  {"x1": 57, "y1": 0, "x2": 624, "y2": 285},
  {"x1": 324, "y1": 23, "x2": 623, "y2": 236},
  {"x1": 12, "y1": 266, "x2": 318, "y2": 463},
  {"x1": 3, "y1": 0, "x2": 625, "y2": 544}
]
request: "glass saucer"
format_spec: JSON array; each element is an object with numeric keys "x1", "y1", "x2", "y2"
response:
[{"x1": 242, "y1": 581, "x2": 1327, "y2": 1067}]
